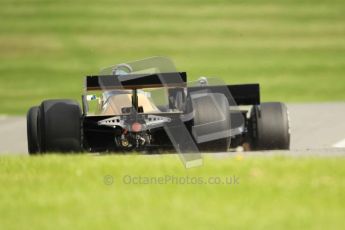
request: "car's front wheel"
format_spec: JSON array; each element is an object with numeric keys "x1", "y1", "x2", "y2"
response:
[{"x1": 27, "y1": 106, "x2": 39, "y2": 154}]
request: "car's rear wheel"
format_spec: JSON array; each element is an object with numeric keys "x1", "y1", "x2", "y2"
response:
[
  {"x1": 38, "y1": 100, "x2": 82, "y2": 153},
  {"x1": 192, "y1": 93, "x2": 231, "y2": 152},
  {"x1": 27, "y1": 106, "x2": 39, "y2": 154},
  {"x1": 249, "y1": 102, "x2": 290, "y2": 150}
]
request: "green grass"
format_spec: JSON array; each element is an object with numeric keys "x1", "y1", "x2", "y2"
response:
[
  {"x1": 0, "y1": 0, "x2": 344, "y2": 114},
  {"x1": 0, "y1": 154, "x2": 344, "y2": 229}
]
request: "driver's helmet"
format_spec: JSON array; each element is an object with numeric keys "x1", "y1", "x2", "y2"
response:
[{"x1": 103, "y1": 64, "x2": 147, "y2": 100}]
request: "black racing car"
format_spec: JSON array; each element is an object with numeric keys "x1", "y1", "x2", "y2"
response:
[{"x1": 27, "y1": 57, "x2": 290, "y2": 154}]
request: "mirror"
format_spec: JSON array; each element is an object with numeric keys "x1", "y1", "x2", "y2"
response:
[{"x1": 86, "y1": 95, "x2": 97, "y2": 101}]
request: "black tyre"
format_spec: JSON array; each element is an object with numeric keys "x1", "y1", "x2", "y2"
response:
[
  {"x1": 250, "y1": 102, "x2": 290, "y2": 150},
  {"x1": 192, "y1": 93, "x2": 231, "y2": 152},
  {"x1": 27, "y1": 106, "x2": 39, "y2": 154},
  {"x1": 38, "y1": 100, "x2": 82, "y2": 153}
]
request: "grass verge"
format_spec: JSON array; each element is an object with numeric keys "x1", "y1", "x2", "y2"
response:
[{"x1": 0, "y1": 154, "x2": 344, "y2": 229}]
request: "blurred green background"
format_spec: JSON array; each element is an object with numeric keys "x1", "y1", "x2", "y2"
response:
[{"x1": 0, "y1": 0, "x2": 344, "y2": 114}]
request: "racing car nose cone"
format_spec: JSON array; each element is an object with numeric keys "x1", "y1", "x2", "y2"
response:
[{"x1": 131, "y1": 122, "x2": 142, "y2": 132}]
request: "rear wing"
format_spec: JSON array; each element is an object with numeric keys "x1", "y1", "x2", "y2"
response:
[
  {"x1": 228, "y1": 84, "x2": 260, "y2": 105},
  {"x1": 187, "y1": 84, "x2": 260, "y2": 105},
  {"x1": 184, "y1": 84, "x2": 260, "y2": 105},
  {"x1": 85, "y1": 72, "x2": 187, "y2": 90}
]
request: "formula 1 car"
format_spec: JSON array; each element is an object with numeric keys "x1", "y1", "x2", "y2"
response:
[{"x1": 27, "y1": 57, "x2": 290, "y2": 155}]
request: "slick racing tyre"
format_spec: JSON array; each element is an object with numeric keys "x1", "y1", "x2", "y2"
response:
[
  {"x1": 250, "y1": 102, "x2": 290, "y2": 150},
  {"x1": 38, "y1": 100, "x2": 82, "y2": 153},
  {"x1": 192, "y1": 93, "x2": 231, "y2": 152},
  {"x1": 27, "y1": 106, "x2": 39, "y2": 154}
]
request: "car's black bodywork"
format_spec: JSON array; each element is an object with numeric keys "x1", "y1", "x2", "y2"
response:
[
  {"x1": 80, "y1": 72, "x2": 259, "y2": 152},
  {"x1": 27, "y1": 59, "x2": 290, "y2": 155}
]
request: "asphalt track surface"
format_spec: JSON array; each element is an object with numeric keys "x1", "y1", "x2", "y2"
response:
[{"x1": 0, "y1": 103, "x2": 344, "y2": 155}]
